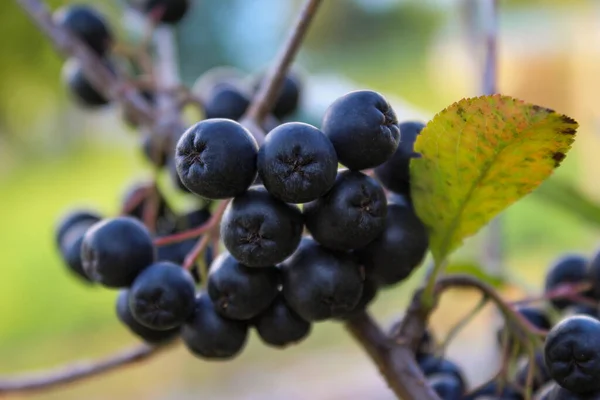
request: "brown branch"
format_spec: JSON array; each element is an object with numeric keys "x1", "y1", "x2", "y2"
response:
[
  {"x1": 345, "y1": 313, "x2": 441, "y2": 400},
  {"x1": 242, "y1": 0, "x2": 323, "y2": 141},
  {"x1": 0, "y1": 344, "x2": 165, "y2": 394},
  {"x1": 16, "y1": 0, "x2": 155, "y2": 127}
]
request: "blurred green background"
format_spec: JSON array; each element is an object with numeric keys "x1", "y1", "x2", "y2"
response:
[{"x1": 2, "y1": 0, "x2": 600, "y2": 398}]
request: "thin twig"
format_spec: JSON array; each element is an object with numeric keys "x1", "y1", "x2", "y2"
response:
[
  {"x1": 16, "y1": 0, "x2": 154, "y2": 126},
  {"x1": 241, "y1": 0, "x2": 323, "y2": 142},
  {"x1": 0, "y1": 344, "x2": 165, "y2": 394},
  {"x1": 153, "y1": 199, "x2": 230, "y2": 246},
  {"x1": 183, "y1": 234, "x2": 211, "y2": 271},
  {"x1": 345, "y1": 313, "x2": 441, "y2": 400}
]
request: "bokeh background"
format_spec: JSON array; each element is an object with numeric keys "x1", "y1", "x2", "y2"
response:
[{"x1": 2, "y1": 0, "x2": 600, "y2": 398}]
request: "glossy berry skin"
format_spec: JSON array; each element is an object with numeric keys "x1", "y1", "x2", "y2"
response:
[
  {"x1": 253, "y1": 72, "x2": 301, "y2": 119},
  {"x1": 356, "y1": 203, "x2": 428, "y2": 286},
  {"x1": 169, "y1": 158, "x2": 191, "y2": 193},
  {"x1": 175, "y1": 119, "x2": 258, "y2": 199},
  {"x1": 321, "y1": 90, "x2": 400, "y2": 171},
  {"x1": 280, "y1": 238, "x2": 364, "y2": 321},
  {"x1": 116, "y1": 290, "x2": 179, "y2": 344},
  {"x1": 53, "y1": 5, "x2": 112, "y2": 55},
  {"x1": 81, "y1": 217, "x2": 155, "y2": 287},
  {"x1": 56, "y1": 210, "x2": 102, "y2": 281},
  {"x1": 129, "y1": 262, "x2": 196, "y2": 330},
  {"x1": 417, "y1": 355, "x2": 466, "y2": 390},
  {"x1": 207, "y1": 253, "x2": 279, "y2": 320},
  {"x1": 333, "y1": 278, "x2": 378, "y2": 321},
  {"x1": 203, "y1": 82, "x2": 250, "y2": 121},
  {"x1": 182, "y1": 294, "x2": 249, "y2": 360},
  {"x1": 544, "y1": 316, "x2": 600, "y2": 394},
  {"x1": 257, "y1": 122, "x2": 338, "y2": 204},
  {"x1": 545, "y1": 254, "x2": 590, "y2": 310},
  {"x1": 62, "y1": 59, "x2": 110, "y2": 107},
  {"x1": 143, "y1": 0, "x2": 190, "y2": 24},
  {"x1": 428, "y1": 374, "x2": 463, "y2": 400},
  {"x1": 220, "y1": 186, "x2": 303, "y2": 267},
  {"x1": 304, "y1": 170, "x2": 387, "y2": 250},
  {"x1": 374, "y1": 121, "x2": 425, "y2": 196},
  {"x1": 253, "y1": 295, "x2": 311, "y2": 348}
]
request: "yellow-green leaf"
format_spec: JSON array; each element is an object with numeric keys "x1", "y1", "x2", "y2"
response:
[{"x1": 410, "y1": 94, "x2": 578, "y2": 263}]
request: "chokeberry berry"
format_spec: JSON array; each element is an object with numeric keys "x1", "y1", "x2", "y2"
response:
[
  {"x1": 253, "y1": 295, "x2": 311, "y2": 348},
  {"x1": 175, "y1": 119, "x2": 258, "y2": 199},
  {"x1": 417, "y1": 354, "x2": 466, "y2": 390},
  {"x1": 252, "y1": 71, "x2": 301, "y2": 119},
  {"x1": 333, "y1": 277, "x2": 378, "y2": 321},
  {"x1": 81, "y1": 217, "x2": 155, "y2": 287},
  {"x1": 220, "y1": 186, "x2": 303, "y2": 267},
  {"x1": 207, "y1": 253, "x2": 279, "y2": 320},
  {"x1": 428, "y1": 374, "x2": 464, "y2": 400},
  {"x1": 116, "y1": 290, "x2": 179, "y2": 344},
  {"x1": 203, "y1": 82, "x2": 250, "y2": 121},
  {"x1": 356, "y1": 203, "x2": 428, "y2": 286},
  {"x1": 544, "y1": 316, "x2": 600, "y2": 394},
  {"x1": 53, "y1": 5, "x2": 113, "y2": 55},
  {"x1": 462, "y1": 381, "x2": 522, "y2": 400},
  {"x1": 257, "y1": 122, "x2": 338, "y2": 204},
  {"x1": 62, "y1": 58, "x2": 112, "y2": 107},
  {"x1": 304, "y1": 170, "x2": 387, "y2": 250},
  {"x1": 143, "y1": 0, "x2": 190, "y2": 24},
  {"x1": 129, "y1": 261, "x2": 196, "y2": 330},
  {"x1": 374, "y1": 121, "x2": 425, "y2": 196},
  {"x1": 56, "y1": 210, "x2": 102, "y2": 282},
  {"x1": 280, "y1": 238, "x2": 364, "y2": 321},
  {"x1": 321, "y1": 90, "x2": 400, "y2": 170},
  {"x1": 182, "y1": 294, "x2": 249, "y2": 359},
  {"x1": 545, "y1": 254, "x2": 591, "y2": 310}
]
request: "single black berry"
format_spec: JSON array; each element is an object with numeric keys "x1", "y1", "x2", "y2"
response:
[
  {"x1": 280, "y1": 238, "x2": 364, "y2": 321},
  {"x1": 203, "y1": 82, "x2": 250, "y2": 121},
  {"x1": 304, "y1": 170, "x2": 387, "y2": 250},
  {"x1": 374, "y1": 121, "x2": 425, "y2": 196},
  {"x1": 333, "y1": 277, "x2": 378, "y2": 321},
  {"x1": 418, "y1": 355, "x2": 466, "y2": 392},
  {"x1": 175, "y1": 119, "x2": 258, "y2": 199},
  {"x1": 182, "y1": 294, "x2": 249, "y2": 359},
  {"x1": 253, "y1": 295, "x2": 311, "y2": 348},
  {"x1": 143, "y1": 0, "x2": 190, "y2": 24},
  {"x1": 56, "y1": 210, "x2": 102, "y2": 281},
  {"x1": 129, "y1": 261, "x2": 196, "y2": 330},
  {"x1": 116, "y1": 290, "x2": 179, "y2": 344},
  {"x1": 220, "y1": 186, "x2": 303, "y2": 267},
  {"x1": 252, "y1": 71, "x2": 301, "y2": 119},
  {"x1": 544, "y1": 316, "x2": 600, "y2": 394},
  {"x1": 168, "y1": 158, "x2": 191, "y2": 193},
  {"x1": 207, "y1": 253, "x2": 279, "y2": 320},
  {"x1": 62, "y1": 58, "x2": 112, "y2": 107},
  {"x1": 53, "y1": 5, "x2": 113, "y2": 55},
  {"x1": 257, "y1": 122, "x2": 338, "y2": 204},
  {"x1": 321, "y1": 90, "x2": 400, "y2": 170},
  {"x1": 428, "y1": 373, "x2": 464, "y2": 400},
  {"x1": 545, "y1": 254, "x2": 591, "y2": 310},
  {"x1": 81, "y1": 217, "x2": 155, "y2": 287},
  {"x1": 356, "y1": 203, "x2": 428, "y2": 286}
]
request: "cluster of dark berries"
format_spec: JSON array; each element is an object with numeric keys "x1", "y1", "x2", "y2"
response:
[
  {"x1": 55, "y1": 1, "x2": 189, "y2": 109},
  {"x1": 404, "y1": 252, "x2": 600, "y2": 400}
]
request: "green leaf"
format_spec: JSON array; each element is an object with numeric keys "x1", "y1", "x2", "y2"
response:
[
  {"x1": 410, "y1": 94, "x2": 578, "y2": 264},
  {"x1": 534, "y1": 178, "x2": 600, "y2": 229}
]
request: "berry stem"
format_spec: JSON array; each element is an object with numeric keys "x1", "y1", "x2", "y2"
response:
[
  {"x1": 16, "y1": 0, "x2": 155, "y2": 126},
  {"x1": 0, "y1": 343, "x2": 169, "y2": 394},
  {"x1": 120, "y1": 184, "x2": 152, "y2": 216},
  {"x1": 153, "y1": 199, "x2": 229, "y2": 246},
  {"x1": 345, "y1": 312, "x2": 441, "y2": 400},
  {"x1": 509, "y1": 281, "x2": 593, "y2": 307},
  {"x1": 242, "y1": 0, "x2": 323, "y2": 133},
  {"x1": 182, "y1": 234, "x2": 211, "y2": 271}
]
